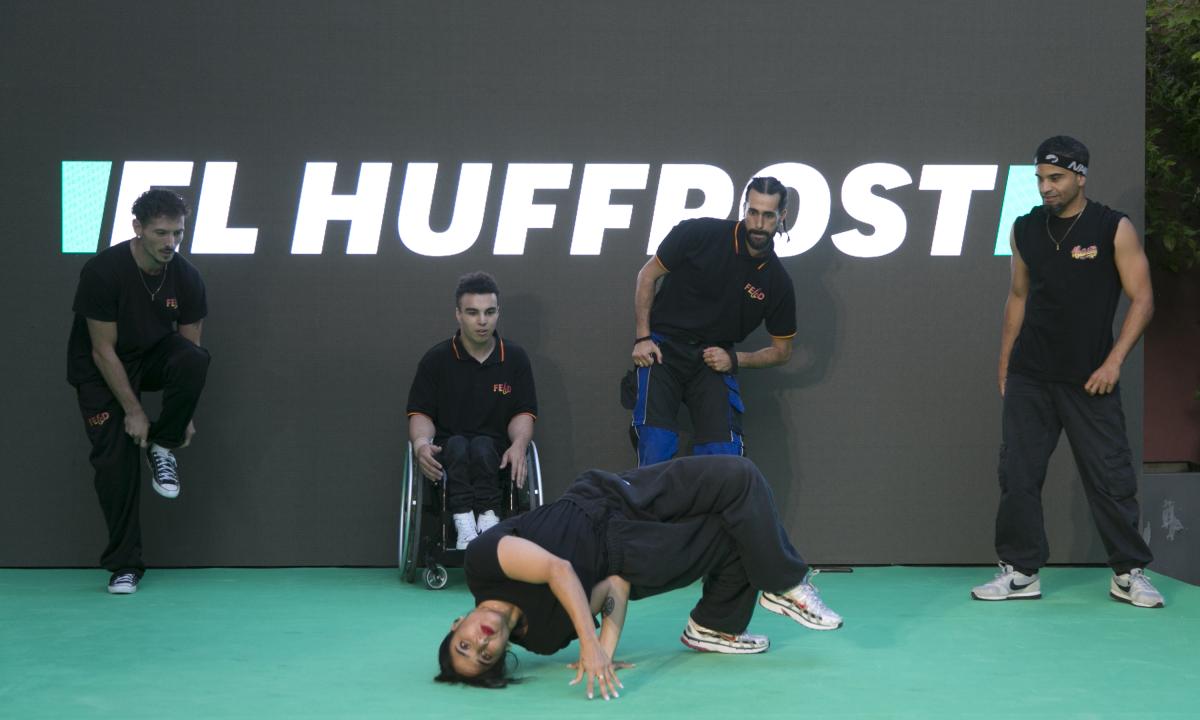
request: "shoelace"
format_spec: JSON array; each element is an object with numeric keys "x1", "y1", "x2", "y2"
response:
[
  {"x1": 795, "y1": 580, "x2": 834, "y2": 618},
  {"x1": 150, "y1": 452, "x2": 178, "y2": 482},
  {"x1": 112, "y1": 573, "x2": 136, "y2": 585},
  {"x1": 1127, "y1": 570, "x2": 1155, "y2": 593}
]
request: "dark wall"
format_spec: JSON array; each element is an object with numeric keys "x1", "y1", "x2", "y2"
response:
[{"x1": 0, "y1": 1, "x2": 1146, "y2": 566}]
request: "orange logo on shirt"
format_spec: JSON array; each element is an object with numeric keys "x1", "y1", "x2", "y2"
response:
[
  {"x1": 493, "y1": 383, "x2": 512, "y2": 395},
  {"x1": 1071, "y1": 245, "x2": 1098, "y2": 260},
  {"x1": 744, "y1": 283, "x2": 765, "y2": 301},
  {"x1": 165, "y1": 298, "x2": 178, "y2": 308},
  {"x1": 87, "y1": 411, "x2": 111, "y2": 428}
]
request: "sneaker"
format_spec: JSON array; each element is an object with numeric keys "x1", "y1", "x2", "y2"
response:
[
  {"x1": 1110, "y1": 568, "x2": 1165, "y2": 608},
  {"x1": 107, "y1": 571, "x2": 140, "y2": 595},
  {"x1": 453, "y1": 512, "x2": 478, "y2": 550},
  {"x1": 759, "y1": 573, "x2": 843, "y2": 630},
  {"x1": 146, "y1": 444, "x2": 180, "y2": 499},
  {"x1": 476, "y1": 510, "x2": 500, "y2": 534},
  {"x1": 971, "y1": 562, "x2": 1041, "y2": 601},
  {"x1": 680, "y1": 618, "x2": 769, "y2": 654}
]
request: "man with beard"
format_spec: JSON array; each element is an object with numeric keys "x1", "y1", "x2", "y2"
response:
[
  {"x1": 67, "y1": 189, "x2": 211, "y2": 594},
  {"x1": 629, "y1": 177, "x2": 796, "y2": 465},
  {"x1": 971, "y1": 136, "x2": 1164, "y2": 608}
]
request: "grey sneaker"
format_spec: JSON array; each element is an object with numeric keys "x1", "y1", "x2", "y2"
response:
[
  {"x1": 1110, "y1": 568, "x2": 1165, "y2": 608},
  {"x1": 680, "y1": 618, "x2": 769, "y2": 654},
  {"x1": 147, "y1": 444, "x2": 180, "y2": 499},
  {"x1": 971, "y1": 563, "x2": 1041, "y2": 601},
  {"x1": 107, "y1": 571, "x2": 140, "y2": 595},
  {"x1": 759, "y1": 572, "x2": 843, "y2": 630}
]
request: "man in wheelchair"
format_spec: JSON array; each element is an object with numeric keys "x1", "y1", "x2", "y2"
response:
[{"x1": 407, "y1": 272, "x2": 538, "y2": 550}]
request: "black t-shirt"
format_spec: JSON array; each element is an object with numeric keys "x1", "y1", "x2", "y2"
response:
[
  {"x1": 67, "y1": 241, "x2": 208, "y2": 385},
  {"x1": 464, "y1": 498, "x2": 606, "y2": 655},
  {"x1": 650, "y1": 218, "x2": 796, "y2": 345},
  {"x1": 406, "y1": 334, "x2": 537, "y2": 444},
  {"x1": 1009, "y1": 201, "x2": 1127, "y2": 385}
]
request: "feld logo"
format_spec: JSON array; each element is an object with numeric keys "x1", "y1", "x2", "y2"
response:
[
  {"x1": 493, "y1": 383, "x2": 512, "y2": 396},
  {"x1": 744, "y1": 283, "x2": 766, "y2": 301},
  {"x1": 61, "y1": 160, "x2": 1040, "y2": 258}
]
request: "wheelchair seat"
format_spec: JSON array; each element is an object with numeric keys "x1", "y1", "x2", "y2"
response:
[{"x1": 398, "y1": 440, "x2": 544, "y2": 589}]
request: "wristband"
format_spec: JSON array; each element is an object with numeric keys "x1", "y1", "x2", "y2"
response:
[{"x1": 634, "y1": 335, "x2": 653, "y2": 345}]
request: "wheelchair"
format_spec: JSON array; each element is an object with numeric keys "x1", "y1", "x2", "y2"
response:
[{"x1": 399, "y1": 440, "x2": 544, "y2": 589}]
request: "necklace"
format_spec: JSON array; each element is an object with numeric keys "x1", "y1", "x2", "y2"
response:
[
  {"x1": 138, "y1": 264, "x2": 169, "y2": 300},
  {"x1": 1045, "y1": 200, "x2": 1087, "y2": 251}
]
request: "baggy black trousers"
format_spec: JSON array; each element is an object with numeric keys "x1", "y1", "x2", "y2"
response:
[
  {"x1": 995, "y1": 372, "x2": 1152, "y2": 574},
  {"x1": 566, "y1": 455, "x2": 809, "y2": 634},
  {"x1": 441, "y1": 434, "x2": 502, "y2": 515},
  {"x1": 74, "y1": 333, "x2": 211, "y2": 574}
]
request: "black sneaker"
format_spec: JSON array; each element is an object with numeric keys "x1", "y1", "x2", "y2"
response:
[
  {"x1": 107, "y1": 571, "x2": 140, "y2": 594},
  {"x1": 147, "y1": 444, "x2": 180, "y2": 499}
]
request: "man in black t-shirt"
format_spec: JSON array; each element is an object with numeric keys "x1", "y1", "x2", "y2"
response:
[
  {"x1": 629, "y1": 177, "x2": 796, "y2": 465},
  {"x1": 971, "y1": 136, "x2": 1164, "y2": 608},
  {"x1": 67, "y1": 189, "x2": 211, "y2": 595},
  {"x1": 407, "y1": 272, "x2": 537, "y2": 550}
]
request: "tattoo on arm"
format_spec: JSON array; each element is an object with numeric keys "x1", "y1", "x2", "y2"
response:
[{"x1": 602, "y1": 595, "x2": 615, "y2": 618}]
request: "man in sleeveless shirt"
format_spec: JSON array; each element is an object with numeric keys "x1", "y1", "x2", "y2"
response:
[
  {"x1": 629, "y1": 177, "x2": 796, "y2": 466},
  {"x1": 971, "y1": 136, "x2": 1164, "y2": 608},
  {"x1": 67, "y1": 189, "x2": 211, "y2": 595}
]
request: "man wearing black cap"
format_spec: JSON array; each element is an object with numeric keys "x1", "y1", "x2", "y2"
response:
[
  {"x1": 972, "y1": 136, "x2": 1164, "y2": 608},
  {"x1": 628, "y1": 177, "x2": 796, "y2": 467}
]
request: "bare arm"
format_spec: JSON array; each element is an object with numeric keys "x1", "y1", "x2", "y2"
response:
[
  {"x1": 736, "y1": 334, "x2": 793, "y2": 369},
  {"x1": 500, "y1": 413, "x2": 535, "y2": 488},
  {"x1": 632, "y1": 257, "x2": 668, "y2": 366},
  {"x1": 1085, "y1": 218, "x2": 1154, "y2": 395},
  {"x1": 496, "y1": 535, "x2": 621, "y2": 699},
  {"x1": 87, "y1": 319, "x2": 150, "y2": 446},
  {"x1": 589, "y1": 575, "x2": 631, "y2": 660},
  {"x1": 178, "y1": 320, "x2": 203, "y2": 346},
  {"x1": 998, "y1": 229, "x2": 1028, "y2": 397},
  {"x1": 408, "y1": 413, "x2": 442, "y2": 481}
]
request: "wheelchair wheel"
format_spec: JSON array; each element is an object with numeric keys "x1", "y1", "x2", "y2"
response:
[
  {"x1": 399, "y1": 443, "x2": 423, "y2": 584},
  {"x1": 526, "y1": 441, "x2": 545, "y2": 509},
  {"x1": 424, "y1": 564, "x2": 449, "y2": 590}
]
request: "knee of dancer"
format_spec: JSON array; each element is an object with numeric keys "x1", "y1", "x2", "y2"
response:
[
  {"x1": 466, "y1": 435, "x2": 498, "y2": 459},
  {"x1": 636, "y1": 425, "x2": 678, "y2": 465},
  {"x1": 176, "y1": 344, "x2": 212, "y2": 378},
  {"x1": 441, "y1": 435, "x2": 469, "y2": 457}
]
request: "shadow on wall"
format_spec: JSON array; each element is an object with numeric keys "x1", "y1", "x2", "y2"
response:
[
  {"x1": 502, "y1": 292, "x2": 575, "y2": 498},
  {"x1": 737, "y1": 238, "x2": 840, "y2": 522}
]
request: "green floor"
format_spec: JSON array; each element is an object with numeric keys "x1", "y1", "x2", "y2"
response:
[{"x1": 1, "y1": 566, "x2": 1196, "y2": 719}]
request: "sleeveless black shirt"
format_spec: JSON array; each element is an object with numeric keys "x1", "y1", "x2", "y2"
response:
[{"x1": 1008, "y1": 201, "x2": 1127, "y2": 385}]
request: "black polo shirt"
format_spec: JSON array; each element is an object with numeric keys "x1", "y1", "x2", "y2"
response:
[
  {"x1": 67, "y1": 241, "x2": 208, "y2": 386},
  {"x1": 406, "y1": 333, "x2": 537, "y2": 445},
  {"x1": 650, "y1": 218, "x2": 796, "y2": 345}
]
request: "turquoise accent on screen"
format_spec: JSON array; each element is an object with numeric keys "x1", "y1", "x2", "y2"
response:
[
  {"x1": 994, "y1": 164, "x2": 1038, "y2": 256},
  {"x1": 62, "y1": 161, "x2": 112, "y2": 254}
]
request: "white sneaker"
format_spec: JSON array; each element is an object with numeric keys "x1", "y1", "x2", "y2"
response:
[
  {"x1": 971, "y1": 562, "x2": 1041, "y2": 601},
  {"x1": 680, "y1": 618, "x2": 769, "y2": 654},
  {"x1": 1110, "y1": 568, "x2": 1165, "y2": 608},
  {"x1": 759, "y1": 572, "x2": 843, "y2": 630},
  {"x1": 453, "y1": 512, "x2": 478, "y2": 550},
  {"x1": 476, "y1": 510, "x2": 500, "y2": 534}
]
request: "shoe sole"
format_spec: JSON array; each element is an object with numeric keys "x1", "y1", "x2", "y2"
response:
[
  {"x1": 1109, "y1": 589, "x2": 1164, "y2": 609},
  {"x1": 146, "y1": 457, "x2": 180, "y2": 499},
  {"x1": 758, "y1": 593, "x2": 842, "y2": 630},
  {"x1": 107, "y1": 585, "x2": 137, "y2": 595},
  {"x1": 971, "y1": 590, "x2": 1042, "y2": 601},
  {"x1": 680, "y1": 633, "x2": 768, "y2": 655}
]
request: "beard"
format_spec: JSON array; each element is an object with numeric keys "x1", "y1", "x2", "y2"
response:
[{"x1": 747, "y1": 230, "x2": 773, "y2": 251}]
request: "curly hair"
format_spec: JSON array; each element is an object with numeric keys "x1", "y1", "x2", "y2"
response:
[{"x1": 132, "y1": 189, "x2": 190, "y2": 224}]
